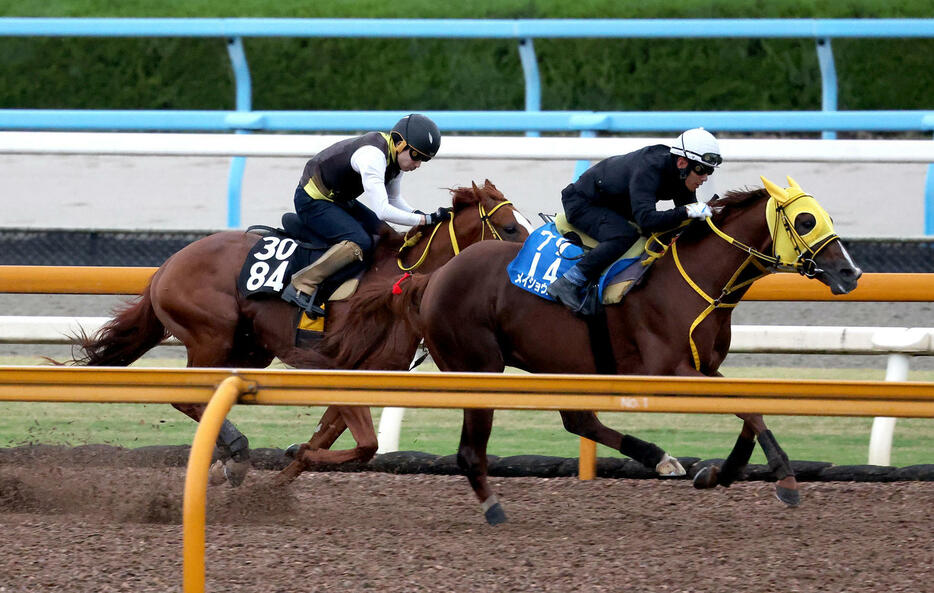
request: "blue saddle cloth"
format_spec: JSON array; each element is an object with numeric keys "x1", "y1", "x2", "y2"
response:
[{"x1": 506, "y1": 222, "x2": 640, "y2": 302}]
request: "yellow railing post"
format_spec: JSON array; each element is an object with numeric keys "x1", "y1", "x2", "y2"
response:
[
  {"x1": 182, "y1": 375, "x2": 252, "y2": 593},
  {"x1": 579, "y1": 437, "x2": 597, "y2": 480}
]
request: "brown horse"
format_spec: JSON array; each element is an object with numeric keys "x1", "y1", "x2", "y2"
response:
[
  {"x1": 375, "y1": 177, "x2": 861, "y2": 525},
  {"x1": 71, "y1": 179, "x2": 530, "y2": 485}
]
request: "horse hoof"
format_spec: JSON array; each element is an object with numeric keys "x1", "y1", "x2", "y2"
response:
[
  {"x1": 775, "y1": 485, "x2": 801, "y2": 508},
  {"x1": 208, "y1": 460, "x2": 228, "y2": 486},
  {"x1": 224, "y1": 459, "x2": 252, "y2": 488},
  {"x1": 284, "y1": 443, "x2": 300, "y2": 459},
  {"x1": 692, "y1": 465, "x2": 720, "y2": 489},
  {"x1": 484, "y1": 503, "x2": 507, "y2": 526},
  {"x1": 656, "y1": 453, "x2": 686, "y2": 477}
]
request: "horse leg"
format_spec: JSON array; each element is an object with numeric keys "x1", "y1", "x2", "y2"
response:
[
  {"x1": 559, "y1": 411, "x2": 685, "y2": 476},
  {"x1": 276, "y1": 406, "x2": 379, "y2": 484},
  {"x1": 457, "y1": 408, "x2": 506, "y2": 526},
  {"x1": 694, "y1": 414, "x2": 799, "y2": 507},
  {"x1": 693, "y1": 420, "x2": 756, "y2": 489},
  {"x1": 170, "y1": 335, "x2": 253, "y2": 487}
]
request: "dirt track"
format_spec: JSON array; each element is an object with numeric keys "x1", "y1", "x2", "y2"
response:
[{"x1": 1, "y1": 461, "x2": 932, "y2": 593}]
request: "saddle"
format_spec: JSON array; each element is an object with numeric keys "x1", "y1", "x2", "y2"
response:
[
  {"x1": 552, "y1": 213, "x2": 650, "y2": 305},
  {"x1": 507, "y1": 217, "x2": 651, "y2": 307}
]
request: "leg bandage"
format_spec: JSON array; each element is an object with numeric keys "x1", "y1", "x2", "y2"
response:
[
  {"x1": 757, "y1": 429, "x2": 794, "y2": 480},
  {"x1": 717, "y1": 434, "x2": 756, "y2": 487},
  {"x1": 619, "y1": 434, "x2": 665, "y2": 468},
  {"x1": 216, "y1": 419, "x2": 250, "y2": 462}
]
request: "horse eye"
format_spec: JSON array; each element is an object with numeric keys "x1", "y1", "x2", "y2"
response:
[
  {"x1": 795, "y1": 213, "x2": 816, "y2": 234},
  {"x1": 503, "y1": 225, "x2": 518, "y2": 234}
]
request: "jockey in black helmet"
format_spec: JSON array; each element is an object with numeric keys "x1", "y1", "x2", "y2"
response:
[{"x1": 281, "y1": 113, "x2": 448, "y2": 315}]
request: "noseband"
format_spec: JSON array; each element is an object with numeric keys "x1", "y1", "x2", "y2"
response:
[{"x1": 397, "y1": 199, "x2": 515, "y2": 271}]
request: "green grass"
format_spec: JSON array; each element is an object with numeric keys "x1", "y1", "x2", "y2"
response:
[{"x1": 1, "y1": 358, "x2": 931, "y2": 467}]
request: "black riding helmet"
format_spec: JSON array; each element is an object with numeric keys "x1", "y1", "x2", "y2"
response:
[{"x1": 391, "y1": 113, "x2": 441, "y2": 161}]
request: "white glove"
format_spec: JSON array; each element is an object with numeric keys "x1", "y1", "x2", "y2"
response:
[{"x1": 685, "y1": 202, "x2": 712, "y2": 219}]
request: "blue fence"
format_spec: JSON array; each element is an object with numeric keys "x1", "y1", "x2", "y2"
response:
[{"x1": 1, "y1": 18, "x2": 933, "y2": 231}]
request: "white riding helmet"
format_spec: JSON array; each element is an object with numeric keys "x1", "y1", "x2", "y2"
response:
[{"x1": 670, "y1": 127, "x2": 723, "y2": 169}]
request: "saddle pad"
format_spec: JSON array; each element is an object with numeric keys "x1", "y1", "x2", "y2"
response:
[
  {"x1": 238, "y1": 234, "x2": 319, "y2": 298},
  {"x1": 507, "y1": 222, "x2": 642, "y2": 303}
]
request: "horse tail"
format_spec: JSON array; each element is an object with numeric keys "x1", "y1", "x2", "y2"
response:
[
  {"x1": 70, "y1": 283, "x2": 168, "y2": 366},
  {"x1": 320, "y1": 273, "x2": 432, "y2": 369}
]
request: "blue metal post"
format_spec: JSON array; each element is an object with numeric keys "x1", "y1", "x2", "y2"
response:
[
  {"x1": 517, "y1": 38, "x2": 541, "y2": 138},
  {"x1": 573, "y1": 130, "x2": 597, "y2": 181},
  {"x1": 816, "y1": 37, "x2": 838, "y2": 140},
  {"x1": 225, "y1": 36, "x2": 252, "y2": 228},
  {"x1": 926, "y1": 161, "x2": 934, "y2": 235}
]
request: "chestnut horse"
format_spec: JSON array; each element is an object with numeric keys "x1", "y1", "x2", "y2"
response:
[
  {"x1": 71, "y1": 180, "x2": 530, "y2": 485},
  {"x1": 377, "y1": 177, "x2": 861, "y2": 524}
]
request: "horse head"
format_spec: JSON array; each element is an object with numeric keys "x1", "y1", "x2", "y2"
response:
[
  {"x1": 397, "y1": 180, "x2": 531, "y2": 273},
  {"x1": 450, "y1": 179, "x2": 533, "y2": 243},
  {"x1": 759, "y1": 175, "x2": 862, "y2": 294}
]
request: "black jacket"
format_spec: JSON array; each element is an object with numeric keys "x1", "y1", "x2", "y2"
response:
[{"x1": 562, "y1": 144, "x2": 696, "y2": 233}]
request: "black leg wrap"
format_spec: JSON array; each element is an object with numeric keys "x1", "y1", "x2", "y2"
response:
[
  {"x1": 619, "y1": 434, "x2": 665, "y2": 468},
  {"x1": 216, "y1": 419, "x2": 250, "y2": 462},
  {"x1": 717, "y1": 435, "x2": 756, "y2": 487},
  {"x1": 757, "y1": 430, "x2": 793, "y2": 480}
]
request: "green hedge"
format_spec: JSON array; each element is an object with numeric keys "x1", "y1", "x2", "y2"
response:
[{"x1": 1, "y1": 1, "x2": 932, "y2": 114}]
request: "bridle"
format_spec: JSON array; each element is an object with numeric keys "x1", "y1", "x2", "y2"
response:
[
  {"x1": 397, "y1": 199, "x2": 515, "y2": 271},
  {"x1": 666, "y1": 191, "x2": 841, "y2": 370}
]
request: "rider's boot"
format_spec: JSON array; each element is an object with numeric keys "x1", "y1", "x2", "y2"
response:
[
  {"x1": 546, "y1": 276, "x2": 586, "y2": 313},
  {"x1": 281, "y1": 240, "x2": 363, "y2": 316}
]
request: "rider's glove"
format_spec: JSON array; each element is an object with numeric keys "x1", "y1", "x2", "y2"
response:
[
  {"x1": 426, "y1": 207, "x2": 453, "y2": 225},
  {"x1": 684, "y1": 202, "x2": 713, "y2": 219}
]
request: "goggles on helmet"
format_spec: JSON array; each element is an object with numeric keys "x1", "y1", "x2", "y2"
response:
[{"x1": 685, "y1": 151, "x2": 722, "y2": 167}]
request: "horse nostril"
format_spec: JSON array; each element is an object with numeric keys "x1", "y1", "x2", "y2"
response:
[{"x1": 841, "y1": 267, "x2": 863, "y2": 280}]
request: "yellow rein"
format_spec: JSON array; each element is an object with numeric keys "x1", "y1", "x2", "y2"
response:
[
  {"x1": 397, "y1": 200, "x2": 514, "y2": 271},
  {"x1": 675, "y1": 214, "x2": 835, "y2": 371}
]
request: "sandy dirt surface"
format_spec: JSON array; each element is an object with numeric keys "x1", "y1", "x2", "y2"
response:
[
  {"x1": 1, "y1": 461, "x2": 933, "y2": 593},
  {"x1": 1, "y1": 326, "x2": 932, "y2": 587}
]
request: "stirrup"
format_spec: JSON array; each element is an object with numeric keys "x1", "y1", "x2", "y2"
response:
[{"x1": 281, "y1": 284, "x2": 325, "y2": 317}]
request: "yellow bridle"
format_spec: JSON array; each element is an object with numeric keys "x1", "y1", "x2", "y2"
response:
[
  {"x1": 397, "y1": 199, "x2": 514, "y2": 271},
  {"x1": 669, "y1": 175, "x2": 841, "y2": 370}
]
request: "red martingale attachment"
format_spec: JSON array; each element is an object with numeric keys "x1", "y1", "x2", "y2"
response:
[{"x1": 391, "y1": 272, "x2": 412, "y2": 295}]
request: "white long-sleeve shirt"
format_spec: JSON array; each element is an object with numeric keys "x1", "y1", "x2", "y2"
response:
[{"x1": 350, "y1": 145, "x2": 422, "y2": 226}]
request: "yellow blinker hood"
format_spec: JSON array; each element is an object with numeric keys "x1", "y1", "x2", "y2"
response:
[{"x1": 761, "y1": 175, "x2": 837, "y2": 266}]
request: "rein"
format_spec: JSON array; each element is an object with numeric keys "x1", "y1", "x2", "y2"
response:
[
  {"x1": 672, "y1": 200, "x2": 840, "y2": 371},
  {"x1": 397, "y1": 200, "x2": 514, "y2": 271}
]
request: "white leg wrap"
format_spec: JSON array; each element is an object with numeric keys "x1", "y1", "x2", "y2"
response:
[{"x1": 480, "y1": 494, "x2": 500, "y2": 513}]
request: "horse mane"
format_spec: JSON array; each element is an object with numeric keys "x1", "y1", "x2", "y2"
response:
[
  {"x1": 319, "y1": 182, "x2": 499, "y2": 367},
  {"x1": 318, "y1": 274, "x2": 429, "y2": 368},
  {"x1": 674, "y1": 186, "x2": 768, "y2": 242},
  {"x1": 709, "y1": 186, "x2": 768, "y2": 210}
]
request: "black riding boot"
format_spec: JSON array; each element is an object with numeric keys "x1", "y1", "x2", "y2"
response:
[{"x1": 547, "y1": 277, "x2": 586, "y2": 313}]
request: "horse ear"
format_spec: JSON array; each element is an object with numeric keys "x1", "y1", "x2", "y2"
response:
[
  {"x1": 471, "y1": 181, "x2": 480, "y2": 192},
  {"x1": 786, "y1": 175, "x2": 802, "y2": 190},
  {"x1": 760, "y1": 175, "x2": 789, "y2": 205},
  {"x1": 484, "y1": 178, "x2": 493, "y2": 188}
]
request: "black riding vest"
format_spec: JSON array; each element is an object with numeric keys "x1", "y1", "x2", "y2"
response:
[
  {"x1": 296, "y1": 132, "x2": 402, "y2": 208},
  {"x1": 562, "y1": 144, "x2": 697, "y2": 234}
]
